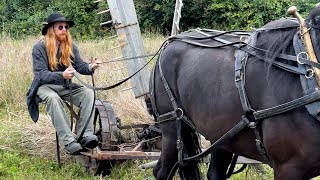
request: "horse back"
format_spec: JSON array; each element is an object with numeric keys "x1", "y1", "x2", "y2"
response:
[{"x1": 155, "y1": 32, "x2": 246, "y2": 139}]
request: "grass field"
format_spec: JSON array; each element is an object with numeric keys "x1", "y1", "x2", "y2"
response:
[
  {"x1": 0, "y1": 34, "x2": 318, "y2": 179},
  {"x1": 0, "y1": 34, "x2": 164, "y2": 179}
]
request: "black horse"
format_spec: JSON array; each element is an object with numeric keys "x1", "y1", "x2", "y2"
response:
[{"x1": 150, "y1": 6, "x2": 320, "y2": 180}]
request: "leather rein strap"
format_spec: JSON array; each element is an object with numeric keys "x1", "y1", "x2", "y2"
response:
[{"x1": 73, "y1": 45, "x2": 164, "y2": 91}]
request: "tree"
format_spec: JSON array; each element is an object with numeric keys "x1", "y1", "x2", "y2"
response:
[{"x1": 0, "y1": 0, "x2": 318, "y2": 38}]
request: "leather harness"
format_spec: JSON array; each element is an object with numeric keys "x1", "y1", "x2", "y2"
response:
[{"x1": 150, "y1": 21, "x2": 320, "y2": 167}]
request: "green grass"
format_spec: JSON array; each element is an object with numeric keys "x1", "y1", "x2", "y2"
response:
[
  {"x1": 0, "y1": 110, "x2": 21, "y2": 152},
  {"x1": 0, "y1": 102, "x2": 96, "y2": 180},
  {"x1": 0, "y1": 106, "x2": 274, "y2": 180},
  {"x1": 0, "y1": 150, "x2": 95, "y2": 180},
  {"x1": 108, "y1": 161, "x2": 155, "y2": 180},
  {"x1": 0, "y1": 149, "x2": 276, "y2": 180},
  {"x1": 230, "y1": 165, "x2": 273, "y2": 180}
]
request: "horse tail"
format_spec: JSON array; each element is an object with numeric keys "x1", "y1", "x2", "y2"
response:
[{"x1": 178, "y1": 122, "x2": 202, "y2": 180}]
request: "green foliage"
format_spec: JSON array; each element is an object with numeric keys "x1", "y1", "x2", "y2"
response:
[
  {"x1": 135, "y1": 0, "x2": 318, "y2": 33},
  {"x1": 0, "y1": 0, "x2": 109, "y2": 39},
  {"x1": 44, "y1": 0, "x2": 109, "y2": 39},
  {"x1": 201, "y1": 0, "x2": 293, "y2": 30},
  {"x1": 0, "y1": 0, "x2": 319, "y2": 38},
  {"x1": 1, "y1": 0, "x2": 51, "y2": 37},
  {"x1": 135, "y1": 0, "x2": 209, "y2": 35},
  {"x1": 135, "y1": 0, "x2": 175, "y2": 35}
]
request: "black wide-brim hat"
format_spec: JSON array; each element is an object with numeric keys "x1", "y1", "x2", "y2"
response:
[{"x1": 42, "y1": 12, "x2": 75, "y2": 35}]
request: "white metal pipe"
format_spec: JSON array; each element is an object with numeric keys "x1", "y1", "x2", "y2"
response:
[
  {"x1": 139, "y1": 160, "x2": 158, "y2": 170},
  {"x1": 97, "y1": 9, "x2": 110, "y2": 15}
]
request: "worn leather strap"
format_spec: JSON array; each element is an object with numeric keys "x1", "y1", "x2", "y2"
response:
[
  {"x1": 183, "y1": 116, "x2": 250, "y2": 161},
  {"x1": 253, "y1": 90, "x2": 320, "y2": 119}
]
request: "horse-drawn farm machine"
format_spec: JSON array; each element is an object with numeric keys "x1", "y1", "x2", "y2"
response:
[
  {"x1": 56, "y1": 0, "x2": 176, "y2": 175},
  {"x1": 59, "y1": 0, "x2": 258, "y2": 176}
]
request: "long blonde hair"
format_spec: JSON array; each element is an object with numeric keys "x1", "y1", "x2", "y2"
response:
[{"x1": 45, "y1": 26, "x2": 74, "y2": 71}]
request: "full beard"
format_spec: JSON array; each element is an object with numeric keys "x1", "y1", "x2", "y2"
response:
[{"x1": 56, "y1": 34, "x2": 67, "y2": 42}]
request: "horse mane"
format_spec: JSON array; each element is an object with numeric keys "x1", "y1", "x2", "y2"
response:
[{"x1": 254, "y1": 18, "x2": 300, "y2": 80}]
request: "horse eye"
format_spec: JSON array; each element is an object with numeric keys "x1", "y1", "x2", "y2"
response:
[{"x1": 314, "y1": 15, "x2": 320, "y2": 25}]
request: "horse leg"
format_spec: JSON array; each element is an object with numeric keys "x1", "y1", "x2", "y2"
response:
[
  {"x1": 207, "y1": 148, "x2": 233, "y2": 180},
  {"x1": 153, "y1": 125, "x2": 178, "y2": 180}
]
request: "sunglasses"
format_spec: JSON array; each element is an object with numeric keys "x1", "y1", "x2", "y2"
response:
[{"x1": 56, "y1": 25, "x2": 69, "y2": 30}]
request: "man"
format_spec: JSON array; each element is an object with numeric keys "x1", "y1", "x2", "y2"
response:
[{"x1": 26, "y1": 12, "x2": 100, "y2": 154}]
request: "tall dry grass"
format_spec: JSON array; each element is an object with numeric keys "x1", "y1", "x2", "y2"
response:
[
  {"x1": 0, "y1": 36, "x2": 35, "y2": 110},
  {"x1": 0, "y1": 33, "x2": 166, "y2": 158}
]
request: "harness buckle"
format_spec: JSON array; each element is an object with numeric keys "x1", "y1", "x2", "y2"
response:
[
  {"x1": 176, "y1": 139, "x2": 184, "y2": 150},
  {"x1": 176, "y1": 139, "x2": 180, "y2": 149},
  {"x1": 240, "y1": 36, "x2": 248, "y2": 42},
  {"x1": 175, "y1": 108, "x2": 184, "y2": 119},
  {"x1": 248, "y1": 122, "x2": 257, "y2": 128},
  {"x1": 255, "y1": 139, "x2": 267, "y2": 155},
  {"x1": 235, "y1": 72, "x2": 243, "y2": 82},
  {"x1": 305, "y1": 69, "x2": 314, "y2": 79},
  {"x1": 296, "y1": 52, "x2": 309, "y2": 65},
  {"x1": 235, "y1": 77, "x2": 242, "y2": 82}
]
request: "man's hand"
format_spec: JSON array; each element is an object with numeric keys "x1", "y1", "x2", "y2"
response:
[
  {"x1": 89, "y1": 57, "x2": 101, "y2": 70},
  {"x1": 63, "y1": 67, "x2": 75, "y2": 80}
]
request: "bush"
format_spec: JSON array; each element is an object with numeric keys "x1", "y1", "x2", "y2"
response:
[
  {"x1": 0, "y1": 0, "x2": 319, "y2": 38},
  {"x1": 1, "y1": 0, "x2": 109, "y2": 39},
  {"x1": 136, "y1": 0, "x2": 318, "y2": 33}
]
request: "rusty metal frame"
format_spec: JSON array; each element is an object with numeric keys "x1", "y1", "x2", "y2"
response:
[
  {"x1": 95, "y1": 99, "x2": 120, "y2": 150},
  {"x1": 82, "y1": 149, "x2": 160, "y2": 161}
]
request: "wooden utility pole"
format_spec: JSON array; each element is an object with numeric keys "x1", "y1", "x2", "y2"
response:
[
  {"x1": 107, "y1": 0, "x2": 150, "y2": 98},
  {"x1": 171, "y1": 0, "x2": 183, "y2": 36}
]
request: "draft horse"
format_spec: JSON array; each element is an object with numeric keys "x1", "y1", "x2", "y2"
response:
[{"x1": 150, "y1": 6, "x2": 320, "y2": 180}]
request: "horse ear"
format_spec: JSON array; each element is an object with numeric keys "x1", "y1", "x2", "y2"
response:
[
  {"x1": 306, "y1": 5, "x2": 320, "y2": 26},
  {"x1": 315, "y1": 15, "x2": 320, "y2": 25}
]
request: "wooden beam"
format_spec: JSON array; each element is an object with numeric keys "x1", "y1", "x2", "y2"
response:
[{"x1": 107, "y1": 0, "x2": 151, "y2": 98}]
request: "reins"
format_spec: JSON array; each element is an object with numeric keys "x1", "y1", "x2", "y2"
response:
[
  {"x1": 72, "y1": 42, "x2": 165, "y2": 91},
  {"x1": 96, "y1": 53, "x2": 157, "y2": 64},
  {"x1": 66, "y1": 77, "x2": 94, "y2": 144}
]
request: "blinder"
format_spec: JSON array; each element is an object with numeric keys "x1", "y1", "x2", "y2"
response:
[
  {"x1": 302, "y1": 19, "x2": 320, "y2": 121},
  {"x1": 309, "y1": 27, "x2": 320, "y2": 65}
]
